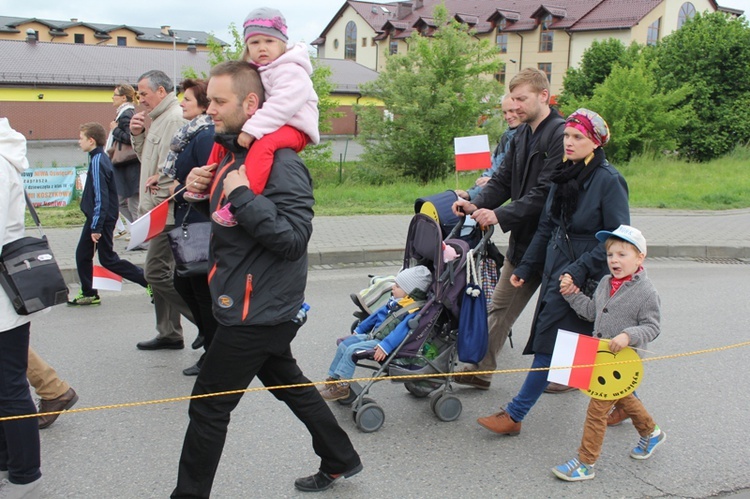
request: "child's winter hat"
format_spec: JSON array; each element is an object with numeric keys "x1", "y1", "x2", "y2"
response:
[
  {"x1": 596, "y1": 224, "x2": 647, "y2": 255},
  {"x1": 395, "y1": 265, "x2": 432, "y2": 296},
  {"x1": 244, "y1": 7, "x2": 288, "y2": 43}
]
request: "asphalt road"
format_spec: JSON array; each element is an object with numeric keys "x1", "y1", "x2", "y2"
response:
[{"x1": 28, "y1": 259, "x2": 750, "y2": 498}]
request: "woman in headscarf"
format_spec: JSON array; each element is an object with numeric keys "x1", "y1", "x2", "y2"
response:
[
  {"x1": 163, "y1": 78, "x2": 216, "y2": 376},
  {"x1": 476, "y1": 109, "x2": 630, "y2": 436}
]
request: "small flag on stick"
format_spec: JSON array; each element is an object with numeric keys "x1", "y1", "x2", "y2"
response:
[
  {"x1": 92, "y1": 265, "x2": 123, "y2": 291},
  {"x1": 454, "y1": 135, "x2": 491, "y2": 171},
  {"x1": 126, "y1": 199, "x2": 169, "y2": 250},
  {"x1": 548, "y1": 329, "x2": 600, "y2": 390}
]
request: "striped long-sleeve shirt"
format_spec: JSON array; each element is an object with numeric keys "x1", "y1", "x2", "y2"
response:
[{"x1": 80, "y1": 147, "x2": 118, "y2": 233}]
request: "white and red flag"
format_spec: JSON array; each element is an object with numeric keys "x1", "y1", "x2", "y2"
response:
[
  {"x1": 548, "y1": 329, "x2": 600, "y2": 390},
  {"x1": 454, "y1": 134, "x2": 491, "y2": 171},
  {"x1": 92, "y1": 265, "x2": 123, "y2": 291},
  {"x1": 126, "y1": 199, "x2": 169, "y2": 250}
]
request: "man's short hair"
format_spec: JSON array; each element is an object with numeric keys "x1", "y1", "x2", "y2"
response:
[
  {"x1": 209, "y1": 61, "x2": 265, "y2": 105},
  {"x1": 509, "y1": 68, "x2": 550, "y2": 100},
  {"x1": 80, "y1": 122, "x2": 107, "y2": 147},
  {"x1": 138, "y1": 70, "x2": 174, "y2": 93}
]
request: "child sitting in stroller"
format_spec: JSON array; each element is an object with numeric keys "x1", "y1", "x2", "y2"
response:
[{"x1": 319, "y1": 265, "x2": 432, "y2": 401}]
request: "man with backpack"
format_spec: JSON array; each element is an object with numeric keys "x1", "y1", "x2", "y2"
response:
[{"x1": 451, "y1": 68, "x2": 566, "y2": 392}]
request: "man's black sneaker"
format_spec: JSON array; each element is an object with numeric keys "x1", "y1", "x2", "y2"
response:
[{"x1": 294, "y1": 462, "x2": 363, "y2": 492}]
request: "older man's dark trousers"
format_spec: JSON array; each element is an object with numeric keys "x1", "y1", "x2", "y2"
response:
[{"x1": 172, "y1": 320, "x2": 360, "y2": 498}]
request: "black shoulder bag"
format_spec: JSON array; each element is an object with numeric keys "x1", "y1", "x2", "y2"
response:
[{"x1": 0, "y1": 192, "x2": 69, "y2": 314}]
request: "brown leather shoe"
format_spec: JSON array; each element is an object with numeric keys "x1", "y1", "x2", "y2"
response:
[
  {"x1": 544, "y1": 382, "x2": 577, "y2": 394},
  {"x1": 38, "y1": 387, "x2": 79, "y2": 429},
  {"x1": 454, "y1": 373, "x2": 491, "y2": 390},
  {"x1": 477, "y1": 409, "x2": 521, "y2": 435},
  {"x1": 607, "y1": 405, "x2": 630, "y2": 426}
]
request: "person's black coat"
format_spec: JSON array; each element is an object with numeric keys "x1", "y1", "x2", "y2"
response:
[
  {"x1": 472, "y1": 110, "x2": 565, "y2": 266},
  {"x1": 513, "y1": 149, "x2": 630, "y2": 355}
]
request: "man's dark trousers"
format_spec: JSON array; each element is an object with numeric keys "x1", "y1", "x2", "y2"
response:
[{"x1": 172, "y1": 320, "x2": 361, "y2": 498}]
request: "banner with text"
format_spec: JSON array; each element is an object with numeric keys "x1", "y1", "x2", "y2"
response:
[{"x1": 21, "y1": 167, "x2": 77, "y2": 207}]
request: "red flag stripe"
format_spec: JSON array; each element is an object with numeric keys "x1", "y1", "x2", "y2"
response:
[
  {"x1": 455, "y1": 151, "x2": 491, "y2": 171},
  {"x1": 93, "y1": 265, "x2": 121, "y2": 280},
  {"x1": 568, "y1": 335, "x2": 600, "y2": 388},
  {"x1": 146, "y1": 200, "x2": 170, "y2": 241}
]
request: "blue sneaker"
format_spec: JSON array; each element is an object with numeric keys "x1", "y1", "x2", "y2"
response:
[
  {"x1": 630, "y1": 426, "x2": 666, "y2": 460},
  {"x1": 552, "y1": 458, "x2": 595, "y2": 481}
]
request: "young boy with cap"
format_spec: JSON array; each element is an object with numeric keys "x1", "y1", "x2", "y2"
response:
[
  {"x1": 553, "y1": 225, "x2": 664, "y2": 481},
  {"x1": 320, "y1": 266, "x2": 432, "y2": 401}
]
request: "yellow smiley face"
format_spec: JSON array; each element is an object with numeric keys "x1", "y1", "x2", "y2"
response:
[{"x1": 584, "y1": 341, "x2": 643, "y2": 400}]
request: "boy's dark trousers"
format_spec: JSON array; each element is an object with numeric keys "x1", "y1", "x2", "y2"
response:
[{"x1": 75, "y1": 219, "x2": 147, "y2": 295}]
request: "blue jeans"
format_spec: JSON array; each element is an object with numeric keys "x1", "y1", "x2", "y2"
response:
[
  {"x1": 505, "y1": 353, "x2": 552, "y2": 422},
  {"x1": 327, "y1": 334, "x2": 380, "y2": 380},
  {"x1": 0, "y1": 323, "x2": 41, "y2": 485}
]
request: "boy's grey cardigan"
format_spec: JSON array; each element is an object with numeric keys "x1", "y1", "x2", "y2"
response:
[{"x1": 563, "y1": 268, "x2": 660, "y2": 356}]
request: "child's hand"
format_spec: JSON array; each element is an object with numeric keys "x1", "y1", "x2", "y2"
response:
[
  {"x1": 609, "y1": 332, "x2": 630, "y2": 353},
  {"x1": 559, "y1": 273, "x2": 579, "y2": 295},
  {"x1": 91, "y1": 232, "x2": 101, "y2": 243},
  {"x1": 237, "y1": 132, "x2": 255, "y2": 149},
  {"x1": 373, "y1": 346, "x2": 386, "y2": 362}
]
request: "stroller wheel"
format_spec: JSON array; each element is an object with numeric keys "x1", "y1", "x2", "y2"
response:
[
  {"x1": 431, "y1": 393, "x2": 462, "y2": 422},
  {"x1": 405, "y1": 380, "x2": 440, "y2": 398},
  {"x1": 351, "y1": 397, "x2": 376, "y2": 421},
  {"x1": 355, "y1": 403, "x2": 385, "y2": 433}
]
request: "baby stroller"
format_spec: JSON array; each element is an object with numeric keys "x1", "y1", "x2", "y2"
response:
[{"x1": 339, "y1": 213, "x2": 494, "y2": 432}]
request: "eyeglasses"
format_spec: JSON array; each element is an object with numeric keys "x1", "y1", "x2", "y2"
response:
[{"x1": 113, "y1": 93, "x2": 122, "y2": 97}]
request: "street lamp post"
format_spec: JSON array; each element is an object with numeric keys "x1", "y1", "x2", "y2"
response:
[{"x1": 167, "y1": 29, "x2": 177, "y2": 91}]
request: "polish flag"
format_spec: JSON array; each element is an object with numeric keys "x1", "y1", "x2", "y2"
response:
[
  {"x1": 126, "y1": 199, "x2": 169, "y2": 250},
  {"x1": 548, "y1": 329, "x2": 600, "y2": 390},
  {"x1": 454, "y1": 135, "x2": 491, "y2": 171},
  {"x1": 92, "y1": 265, "x2": 123, "y2": 291}
]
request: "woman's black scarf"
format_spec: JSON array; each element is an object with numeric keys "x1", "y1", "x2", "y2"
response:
[{"x1": 550, "y1": 147, "x2": 604, "y2": 221}]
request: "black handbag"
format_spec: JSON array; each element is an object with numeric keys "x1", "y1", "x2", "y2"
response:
[
  {"x1": 167, "y1": 207, "x2": 211, "y2": 278},
  {"x1": 0, "y1": 192, "x2": 69, "y2": 315}
]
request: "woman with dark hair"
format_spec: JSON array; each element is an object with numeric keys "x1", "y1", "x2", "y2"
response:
[
  {"x1": 477, "y1": 109, "x2": 630, "y2": 436},
  {"x1": 107, "y1": 83, "x2": 141, "y2": 228},
  {"x1": 164, "y1": 79, "x2": 216, "y2": 376}
]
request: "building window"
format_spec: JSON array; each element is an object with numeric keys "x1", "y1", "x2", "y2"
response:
[
  {"x1": 74, "y1": 33, "x2": 84, "y2": 44},
  {"x1": 117, "y1": 36, "x2": 127, "y2": 46},
  {"x1": 539, "y1": 14, "x2": 553, "y2": 52},
  {"x1": 389, "y1": 40, "x2": 398, "y2": 55},
  {"x1": 496, "y1": 33, "x2": 507, "y2": 53},
  {"x1": 678, "y1": 2, "x2": 696, "y2": 28},
  {"x1": 345, "y1": 21, "x2": 357, "y2": 60},
  {"x1": 495, "y1": 66, "x2": 506, "y2": 85},
  {"x1": 647, "y1": 18, "x2": 661, "y2": 46},
  {"x1": 538, "y1": 63, "x2": 552, "y2": 83},
  {"x1": 362, "y1": 37, "x2": 367, "y2": 47},
  {"x1": 371, "y1": 37, "x2": 376, "y2": 46},
  {"x1": 496, "y1": 18, "x2": 508, "y2": 53}
]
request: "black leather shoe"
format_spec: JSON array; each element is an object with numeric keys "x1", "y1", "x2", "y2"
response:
[
  {"x1": 294, "y1": 463, "x2": 363, "y2": 492},
  {"x1": 191, "y1": 335, "x2": 205, "y2": 350},
  {"x1": 136, "y1": 337, "x2": 184, "y2": 350},
  {"x1": 182, "y1": 363, "x2": 201, "y2": 376}
]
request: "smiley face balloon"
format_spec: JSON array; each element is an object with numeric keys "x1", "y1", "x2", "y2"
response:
[{"x1": 584, "y1": 341, "x2": 643, "y2": 400}]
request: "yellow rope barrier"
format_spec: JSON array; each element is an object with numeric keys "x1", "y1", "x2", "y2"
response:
[{"x1": 2, "y1": 340, "x2": 748, "y2": 423}]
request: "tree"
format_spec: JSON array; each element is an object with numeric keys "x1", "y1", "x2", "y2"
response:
[
  {"x1": 559, "y1": 38, "x2": 640, "y2": 107},
  {"x1": 653, "y1": 12, "x2": 750, "y2": 161},
  {"x1": 355, "y1": 5, "x2": 503, "y2": 183},
  {"x1": 564, "y1": 59, "x2": 692, "y2": 164}
]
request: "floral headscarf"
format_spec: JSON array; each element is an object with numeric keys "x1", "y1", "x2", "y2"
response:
[{"x1": 565, "y1": 108, "x2": 610, "y2": 147}]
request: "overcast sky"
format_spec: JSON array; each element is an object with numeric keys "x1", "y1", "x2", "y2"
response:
[{"x1": 1, "y1": 0, "x2": 747, "y2": 50}]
